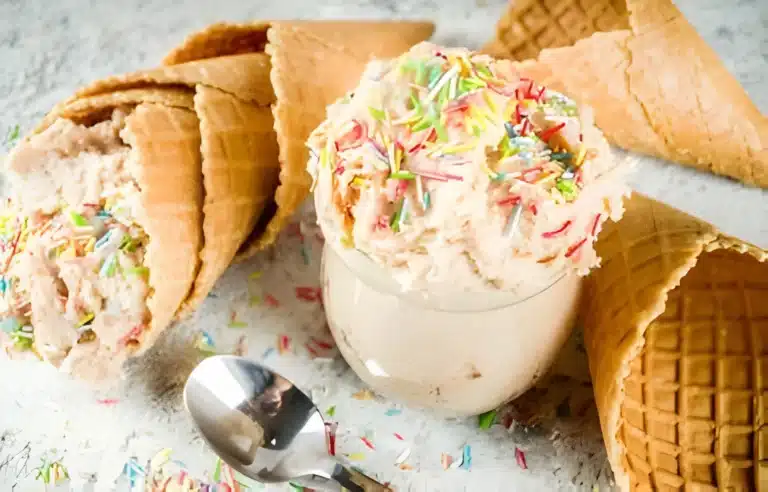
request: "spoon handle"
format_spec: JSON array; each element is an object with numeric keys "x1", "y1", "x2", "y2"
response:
[{"x1": 331, "y1": 463, "x2": 391, "y2": 492}]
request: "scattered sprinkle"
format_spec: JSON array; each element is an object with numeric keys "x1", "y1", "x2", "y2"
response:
[
  {"x1": 228, "y1": 316, "x2": 248, "y2": 329},
  {"x1": 249, "y1": 271, "x2": 263, "y2": 280},
  {"x1": 5, "y1": 124, "x2": 20, "y2": 146},
  {"x1": 295, "y1": 286, "x2": 322, "y2": 302},
  {"x1": 460, "y1": 445, "x2": 472, "y2": 470},
  {"x1": 96, "y1": 398, "x2": 120, "y2": 406},
  {"x1": 384, "y1": 408, "x2": 402, "y2": 416},
  {"x1": 542, "y1": 220, "x2": 573, "y2": 239},
  {"x1": 360, "y1": 437, "x2": 376, "y2": 450},
  {"x1": 440, "y1": 453, "x2": 453, "y2": 470},
  {"x1": 515, "y1": 447, "x2": 528, "y2": 470},
  {"x1": 264, "y1": 294, "x2": 280, "y2": 307},
  {"x1": 478, "y1": 409, "x2": 497, "y2": 429},
  {"x1": 249, "y1": 295, "x2": 262, "y2": 306},
  {"x1": 393, "y1": 433, "x2": 405, "y2": 441},
  {"x1": 35, "y1": 457, "x2": 69, "y2": 485},
  {"x1": 326, "y1": 422, "x2": 338, "y2": 456},
  {"x1": 278, "y1": 334, "x2": 291, "y2": 355},
  {"x1": 326, "y1": 405, "x2": 336, "y2": 417},
  {"x1": 565, "y1": 237, "x2": 588, "y2": 258},
  {"x1": 345, "y1": 453, "x2": 366, "y2": 462},
  {"x1": 352, "y1": 388, "x2": 376, "y2": 400}
]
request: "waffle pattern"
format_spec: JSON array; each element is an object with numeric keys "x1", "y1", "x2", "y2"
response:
[
  {"x1": 486, "y1": 0, "x2": 630, "y2": 60},
  {"x1": 620, "y1": 249, "x2": 768, "y2": 490}
]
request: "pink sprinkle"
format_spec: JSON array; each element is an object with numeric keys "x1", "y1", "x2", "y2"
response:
[
  {"x1": 565, "y1": 238, "x2": 588, "y2": 258},
  {"x1": 177, "y1": 470, "x2": 187, "y2": 484},
  {"x1": 295, "y1": 286, "x2": 322, "y2": 302},
  {"x1": 590, "y1": 214, "x2": 602, "y2": 236},
  {"x1": 264, "y1": 294, "x2": 280, "y2": 307},
  {"x1": 515, "y1": 447, "x2": 528, "y2": 470},
  {"x1": 310, "y1": 336, "x2": 334, "y2": 350},
  {"x1": 360, "y1": 437, "x2": 376, "y2": 450},
  {"x1": 96, "y1": 398, "x2": 119, "y2": 406},
  {"x1": 394, "y1": 433, "x2": 405, "y2": 441},
  {"x1": 278, "y1": 335, "x2": 291, "y2": 354},
  {"x1": 334, "y1": 165, "x2": 345, "y2": 175},
  {"x1": 335, "y1": 120, "x2": 367, "y2": 152},
  {"x1": 542, "y1": 220, "x2": 572, "y2": 238}
]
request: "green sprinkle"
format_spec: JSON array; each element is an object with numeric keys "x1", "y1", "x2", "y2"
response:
[
  {"x1": 390, "y1": 199, "x2": 404, "y2": 233},
  {"x1": 119, "y1": 236, "x2": 137, "y2": 252},
  {"x1": 228, "y1": 321, "x2": 248, "y2": 329},
  {"x1": 390, "y1": 171, "x2": 416, "y2": 180},
  {"x1": 99, "y1": 254, "x2": 117, "y2": 278},
  {"x1": 423, "y1": 191, "x2": 431, "y2": 210},
  {"x1": 463, "y1": 78, "x2": 486, "y2": 90},
  {"x1": 326, "y1": 405, "x2": 336, "y2": 417},
  {"x1": 6, "y1": 125, "x2": 20, "y2": 146},
  {"x1": 368, "y1": 106, "x2": 386, "y2": 121},
  {"x1": 478, "y1": 409, "x2": 497, "y2": 429},
  {"x1": 475, "y1": 64, "x2": 493, "y2": 78},
  {"x1": 556, "y1": 179, "x2": 578, "y2": 200},
  {"x1": 213, "y1": 458, "x2": 222, "y2": 482},
  {"x1": 11, "y1": 331, "x2": 33, "y2": 350},
  {"x1": 434, "y1": 120, "x2": 449, "y2": 142},
  {"x1": 67, "y1": 209, "x2": 89, "y2": 227},
  {"x1": 414, "y1": 60, "x2": 428, "y2": 86},
  {"x1": 409, "y1": 93, "x2": 422, "y2": 113},
  {"x1": 427, "y1": 64, "x2": 443, "y2": 89},
  {"x1": 438, "y1": 82, "x2": 451, "y2": 106},
  {"x1": 411, "y1": 117, "x2": 432, "y2": 133},
  {"x1": 124, "y1": 266, "x2": 149, "y2": 277}
]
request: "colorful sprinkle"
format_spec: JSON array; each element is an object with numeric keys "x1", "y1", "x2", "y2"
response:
[
  {"x1": 278, "y1": 334, "x2": 291, "y2": 355},
  {"x1": 360, "y1": 437, "x2": 376, "y2": 450},
  {"x1": 345, "y1": 453, "x2": 366, "y2": 462},
  {"x1": 478, "y1": 409, "x2": 497, "y2": 429},
  {"x1": 542, "y1": 220, "x2": 573, "y2": 238},
  {"x1": 264, "y1": 294, "x2": 280, "y2": 307},
  {"x1": 326, "y1": 405, "x2": 336, "y2": 417},
  {"x1": 295, "y1": 286, "x2": 322, "y2": 302},
  {"x1": 440, "y1": 453, "x2": 453, "y2": 470},
  {"x1": 384, "y1": 408, "x2": 402, "y2": 416},
  {"x1": 460, "y1": 445, "x2": 472, "y2": 470},
  {"x1": 96, "y1": 398, "x2": 120, "y2": 406},
  {"x1": 565, "y1": 237, "x2": 588, "y2": 258},
  {"x1": 394, "y1": 433, "x2": 405, "y2": 441},
  {"x1": 352, "y1": 388, "x2": 376, "y2": 401},
  {"x1": 515, "y1": 447, "x2": 528, "y2": 470},
  {"x1": 248, "y1": 271, "x2": 263, "y2": 280}
]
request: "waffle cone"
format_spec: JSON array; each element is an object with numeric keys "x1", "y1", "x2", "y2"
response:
[
  {"x1": 162, "y1": 20, "x2": 436, "y2": 257},
  {"x1": 179, "y1": 85, "x2": 279, "y2": 314},
  {"x1": 34, "y1": 88, "x2": 204, "y2": 355},
  {"x1": 486, "y1": 0, "x2": 768, "y2": 187},
  {"x1": 53, "y1": 55, "x2": 280, "y2": 311},
  {"x1": 482, "y1": 0, "x2": 629, "y2": 61},
  {"x1": 581, "y1": 193, "x2": 768, "y2": 490}
]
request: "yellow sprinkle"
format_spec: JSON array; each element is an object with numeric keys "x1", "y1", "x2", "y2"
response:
[
  {"x1": 319, "y1": 147, "x2": 329, "y2": 168},
  {"x1": 77, "y1": 312, "x2": 94, "y2": 328},
  {"x1": 346, "y1": 453, "x2": 366, "y2": 462},
  {"x1": 352, "y1": 388, "x2": 376, "y2": 400},
  {"x1": 249, "y1": 271, "x2": 263, "y2": 280},
  {"x1": 440, "y1": 142, "x2": 477, "y2": 155},
  {"x1": 351, "y1": 176, "x2": 368, "y2": 187},
  {"x1": 482, "y1": 90, "x2": 498, "y2": 114},
  {"x1": 84, "y1": 237, "x2": 96, "y2": 253},
  {"x1": 574, "y1": 145, "x2": 588, "y2": 167},
  {"x1": 150, "y1": 448, "x2": 172, "y2": 470},
  {"x1": 341, "y1": 234, "x2": 354, "y2": 248},
  {"x1": 249, "y1": 295, "x2": 262, "y2": 306}
]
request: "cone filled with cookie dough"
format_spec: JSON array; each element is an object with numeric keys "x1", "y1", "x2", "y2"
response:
[
  {"x1": 162, "y1": 20, "x2": 436, "y2": 258},
  {"x1": 483, "y1": 0, "x2": 768, "y2": 187},
  {"x1": 581, "y1": 193, "x2": 768, "y2": 490}
]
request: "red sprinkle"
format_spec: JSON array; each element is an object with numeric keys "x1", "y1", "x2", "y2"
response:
[
  {"x1": 537, "y1": 122, "x2": 566, "y2": 143},
  {"x1": 360, "y1": 437, "x2": 376, "y2": 450},
  {"x1": 295, "y1": 286, "x2": 322, "y2": 302},
  {"x1": 96, "y1": 398, "x2": 119, "y2": 406},
  {"x1": 590, "y1": 214, "x2": 602, "y2": 236},
  {"x1": 305, "y1": 343, "x2": 319, "y2": 358},
  {"x1": 264, "y1": 294, "x2": 280, "y2": 307},
  {"x1": 334, "y1": 165, "x2": 345, "y2": 175},
  {"x1": 535, "y1": 86, "x2": 546, "y2": 102},
  {"x1": 519, "y1": 119, "x2": 532, "y2": 136},
  {"x1": 542, "y1": 220, "x2": 573, "y2": 238},
  {"x1": 524, "y1": 80, "x2": 535, "y2": 99},
  {"x1": 565, "y1": 238, "x2": 588, "y2": 258},
  {"x1": 310, "y1": 336, "x2": 334, "y2": 350},
  {"x1": 326, "y1": 422, "x2": 337, "y2": 456},
  {"x1": 278, "y1": 334, "x2": 291, "y2": 353},
  {"x1": 497, "y1": 195, "x2": 521, "y2": 207},
  {"x1": 515, "y1": 103, "x2": 524, "y2": 124},
  {"x1": 529, "y1": 203, "x2": 539, "y2": 216},
  {"x1": 394, "y1": 433, "x2": 405, "y2": 441},
  {"x1": 335, "y1": 120, "x2": 366, "y2": 152},
  {"x1": 515, "y1": 447, "x2": 528, "y2": 470}
]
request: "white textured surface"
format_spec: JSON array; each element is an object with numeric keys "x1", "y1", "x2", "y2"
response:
[{"x1": 0, "y1": 0, "x2": 766, "y2": 491}]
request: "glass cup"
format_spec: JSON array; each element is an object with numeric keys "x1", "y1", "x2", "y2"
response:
[{"x1": 322, "y1": 244, "x2": 582, "y2": 417}]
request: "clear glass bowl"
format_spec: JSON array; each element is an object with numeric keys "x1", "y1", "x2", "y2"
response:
[{"x1": 322, "y1": 244, "x2": 583, "y2": 417}]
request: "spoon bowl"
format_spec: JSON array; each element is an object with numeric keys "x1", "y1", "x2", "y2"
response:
[{"x1": 184, "y1": 355, "x2": 389, "y2": 491}]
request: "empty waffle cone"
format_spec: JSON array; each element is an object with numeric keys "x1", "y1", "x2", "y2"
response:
[
  {"x1": 35, "y1": 87, "x2": 204, "y2": 358},
  {"x1": 482, "y1": 0, "x2": 629, "y2": 61},
  {"x1": 63, "y1": 56, "x2": 280, "y2": 313},
  {"x1": 162, "y1": 20, "x2": 436, "y2": 257},
  {"x1": 581, "y1": 193, "x2": 768, "y2": 490},
  {"x1": 486, "y1": 0, "x2": 768, "y2": 187}
]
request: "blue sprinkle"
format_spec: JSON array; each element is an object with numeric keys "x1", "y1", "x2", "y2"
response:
[
  {"x1": 122, "y1": 457, "x2": 145, "y2": 487},
  {"x1": 262, "y1": 347, "x2": 276, "y2": 359},
  {"x1": 384, "y1": 408, "x2": 402, "y2": 416},
  {"x1": 0, "y1": 277, "x2": 6, "y2": 294},
  {"x1": 201, "y1": 331, "x2": 214, "y2": 347},
  {"x1": 460, "y1": 445, "x2": 472, "y2": 470},
  {"x1": 504, "y1": 122, "x2": 517, "y2": 138},
  {"x1": 0, "y1": 318, "x2": 20, "y2": 334},
  {"x1": 94, "y1": 229, "x2": 112, "y2": 249},
  {"x1": 96, "y1": 210, "x2": 111, "y2": 218}
]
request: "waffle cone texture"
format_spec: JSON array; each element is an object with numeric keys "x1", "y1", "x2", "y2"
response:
[
  {"x1": 484, "y1": 0, "x2": 768, "y2": 187},
  {"x1": 581, "y1": 193, "x2": 768, "y2": 490},
  {"x1": 162, "y1": 20, "x2": 435, "y2": 258}
]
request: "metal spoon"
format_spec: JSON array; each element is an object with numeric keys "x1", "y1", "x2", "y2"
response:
[{"x1": 184, "y1": 355, "x2": 390, "y2": 491}]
